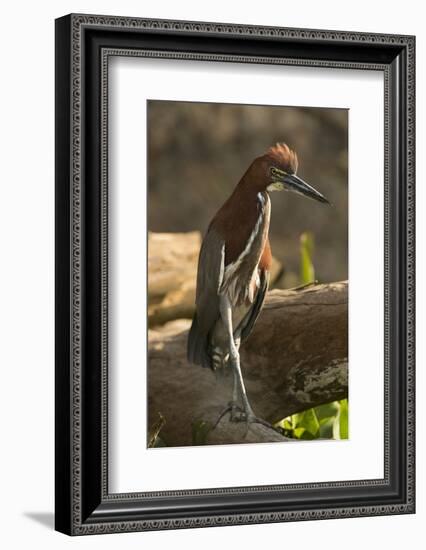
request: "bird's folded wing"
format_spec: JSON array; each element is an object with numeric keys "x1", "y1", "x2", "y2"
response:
[
  {"x1": 237, "y1": 269, "x2": 270, "y2": 342},
  {"x1": 187, "y1": 228, "x2": 225, "y2": 367},
  {"x1": 195, "y1": 228, "x2": 225, "y2": 332}
]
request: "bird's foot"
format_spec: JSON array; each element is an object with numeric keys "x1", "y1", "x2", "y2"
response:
[
  {"x1": 221, "y1": 403, "x2": 276, "y2": 432},
  {"x1": 238, "y1": 405, "x2": 277, "y2": 436},
  {"x1": 244, "y1": 414, "x2": 276, "y2": 434},
  {"x1": 213, "y1": 401, "x2": 245, "y2": 429},
  {"x1": 213, "y1": 402, "x2": 276, "y2": 435}
]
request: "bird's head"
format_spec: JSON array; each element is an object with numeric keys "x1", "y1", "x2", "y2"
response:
[{"x1": 249, "y1": 142, "x2": 330, "y2": 205}]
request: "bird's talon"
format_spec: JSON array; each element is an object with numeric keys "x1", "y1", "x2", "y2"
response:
[
  {"x1": 213, "y1": 402, "x2": 244, "y2": 429},
  {"x1": 230, "y1": 410, "x2": 245, "y2": 422},
  {"x1": 243, "y1": 415, "x2": 276, "y2": 435}
]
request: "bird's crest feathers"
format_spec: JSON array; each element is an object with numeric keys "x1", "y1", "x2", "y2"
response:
[{"x1": 264, "y1": 142, "x2": 298, "y2": 174}]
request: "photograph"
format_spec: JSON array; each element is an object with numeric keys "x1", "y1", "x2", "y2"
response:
[{"x1": 147, "y1": 100, "x2": 349, "y2": 448}]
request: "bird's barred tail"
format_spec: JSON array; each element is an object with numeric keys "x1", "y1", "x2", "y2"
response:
[
  {"x1": 187, "y1": 313, "x2": 228, "y2": 371},
  {"x1": 210, "y1": 347, "x2": 229, "y2": 372}
]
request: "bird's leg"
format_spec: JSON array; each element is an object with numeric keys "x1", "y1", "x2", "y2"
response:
[
  {"x1": 212, "y1": 332, "x2": 245, "y2": 429},
  {"x1": 212, "y1": 375, "x2": 245, "y2": 430},
  {"x1": 230, "y1": 366, "x2": 239, "y2": 419},
  {"x1": 218, "y1": 296, "x2": 274, "y2": 432},
  {"x1": 224, "y1": 335, "x2": 241, "y2": 421},
  {"x1": 228, "y1": 353, "x2": 246, "y2": 422}
]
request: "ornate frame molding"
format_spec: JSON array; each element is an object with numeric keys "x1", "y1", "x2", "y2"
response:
[{"x1": 55, "y1": 14, "x2": 415, "y2": 535}]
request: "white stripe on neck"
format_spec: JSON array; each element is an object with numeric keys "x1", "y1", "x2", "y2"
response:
[{"x1": 220, "y1": 193, "x2": 270, "y2": 302}]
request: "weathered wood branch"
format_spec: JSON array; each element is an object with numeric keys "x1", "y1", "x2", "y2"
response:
[{"x1": 148, "y1": 281, "x2": 348, "y2": 446}]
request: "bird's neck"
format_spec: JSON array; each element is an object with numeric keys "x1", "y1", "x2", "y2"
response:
[
  {"x1": 231, "y1": 179, "x2": 268, "y2": 204},
  {"x1": 211, "y1": 186, "x2": 270, "y2": 267}
]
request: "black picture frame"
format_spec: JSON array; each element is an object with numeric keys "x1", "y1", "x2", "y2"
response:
[{"x1": 55, "y1": 13, "x2": 415, "y2": 535}]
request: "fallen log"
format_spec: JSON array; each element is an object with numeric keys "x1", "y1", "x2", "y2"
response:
[
  {"x1": 148, "y1": 281, "x2": 348, "y2": 446},
  {"x1": 148, "y1": 231, "x2": 201, "y2": 300}
]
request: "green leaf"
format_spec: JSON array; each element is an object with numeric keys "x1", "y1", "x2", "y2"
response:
[
  {"x1": 298, "y1": 408, "x2": 320, "y2": 437},
  {"x1": 332, "y1": 413, "x2": 341, "y2": 439},
  {"x1": 339, "y1": 399, "x2": 349, "y2": 439},
  {"x1": 300, "y1": 232, "x2": 315, "y2": 284},
  {"x1": 192, "y1": 419, "x2": 213, "y2": 445},
  {"x1": 293, "y1": 427, "x2": 306, "y2": 439},
  {"x1": 279, "y1": 400, "x2": 349, "y2": 441},
  {"x1": 291, "y1": 411, "x2": 304, "y2": 427},
  {"x1": 315, "y1": 401, "x2": 340, "y2": 421},
  {"x1": 319, "y1": 417, "x2": 335, "y2": 439}
]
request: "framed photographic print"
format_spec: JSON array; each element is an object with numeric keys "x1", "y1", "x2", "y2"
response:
[{"x1": 55, "y1": 14, "x2": 415, "y2": 535}]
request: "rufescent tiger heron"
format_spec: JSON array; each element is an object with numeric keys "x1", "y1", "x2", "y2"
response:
[{"x1": 187, "y1": 143, "x2": 330, "y2": 429}]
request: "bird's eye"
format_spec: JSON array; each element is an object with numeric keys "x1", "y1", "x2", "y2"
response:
[{"x1": 270, "y1": 167, "x2": 286, "y2": 177}]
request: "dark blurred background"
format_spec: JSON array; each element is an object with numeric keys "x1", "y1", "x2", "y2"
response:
[{"x1": 147, "y1": 100, "x2": 348, "y2": 285}]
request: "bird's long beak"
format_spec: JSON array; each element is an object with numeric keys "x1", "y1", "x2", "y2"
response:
[{"x1": 283, "y1": 174, "x2": 330, "y2": 205}]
